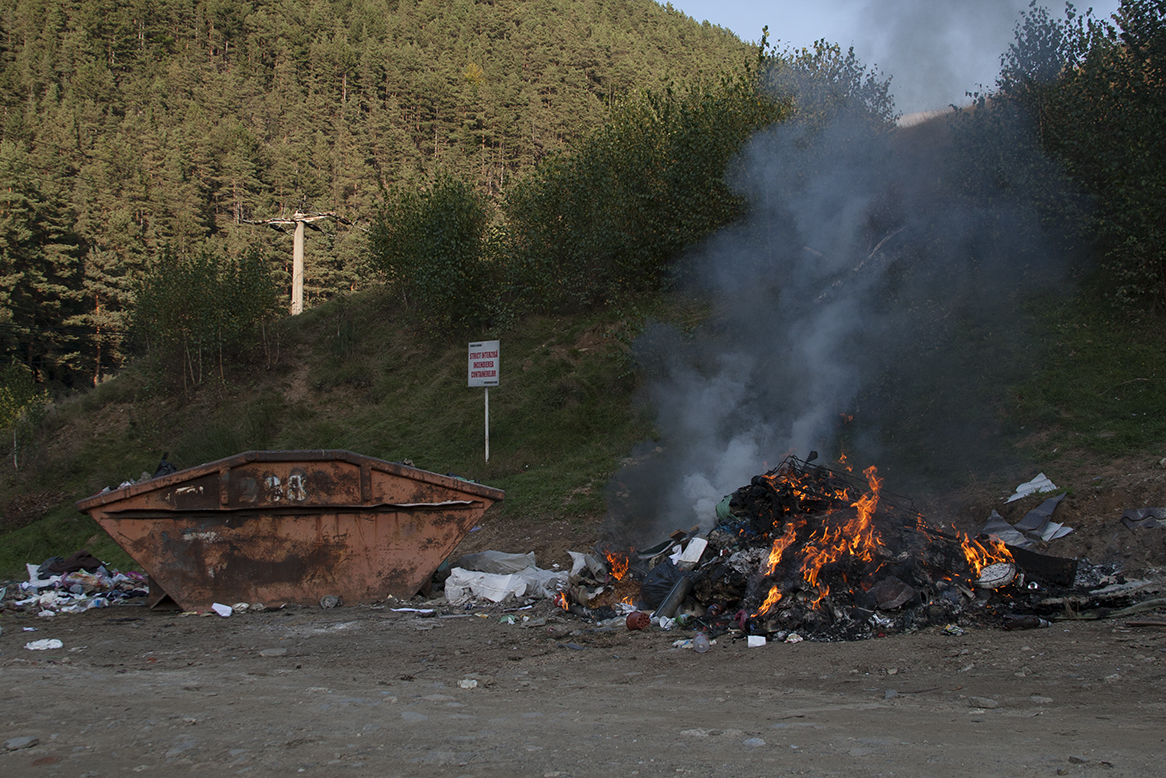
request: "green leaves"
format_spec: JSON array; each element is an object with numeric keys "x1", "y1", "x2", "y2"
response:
[
  {"x1": 370, "y1": 173, "x2": 494, "y2": 331},
  {"x1": 0, "y1": 139, "x2": 86, "y2": 388},
  {"x1": 503, "y1": 70, "x2": 789, "y2": 311},
  {"x1": 130, "y1": 248, "x2": 280, "y2": 390},
  {"x1": 985, "y1": 0, "x2": 1166, "y2": 310}
]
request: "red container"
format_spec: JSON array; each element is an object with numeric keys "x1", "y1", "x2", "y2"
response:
[
  {"x1": 626, "y1": 611, "x2": 650, "y2": 631},
  {"x1": 75, "y1": 450, "x2": 503, "y2": 612}
]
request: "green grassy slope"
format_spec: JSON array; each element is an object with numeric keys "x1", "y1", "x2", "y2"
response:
[
  {"x1": 3, "y1": 284, "x2": 1165, "y2": 580},
  {"x1": 0, "y1": 289, "x2": 658, "y2": 578}
]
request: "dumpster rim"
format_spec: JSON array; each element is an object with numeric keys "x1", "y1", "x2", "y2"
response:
[{"x1": 75, "y1": 449, "x2": 505, "y2": 511}]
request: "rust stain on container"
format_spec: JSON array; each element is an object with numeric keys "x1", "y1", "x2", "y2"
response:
[{"x1": 75, "y1": 450, "x2": 504, "y2": 612}]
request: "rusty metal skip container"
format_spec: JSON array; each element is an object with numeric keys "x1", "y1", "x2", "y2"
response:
[{"x1": 75, "y1": 450, "x2": 504, "y2": 612}]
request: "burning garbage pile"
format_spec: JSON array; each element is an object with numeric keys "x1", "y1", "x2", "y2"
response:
[
  {"x1": 571, "y1": 455, "x2": 1153, "y2": 642},
  {"x1": 687, "y1": 455, "x2": 1018, "y2": 640}
]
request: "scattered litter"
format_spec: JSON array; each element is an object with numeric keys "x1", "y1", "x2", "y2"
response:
[
  {"x1": 983, "y1": 511, "x2": 1034, "y2": 548},
  {"x1": 25, "y1": 639, "x2": 63, "y2": 650},
  {"x1": 1013, "y1": 494, "x2": 1073, "y2": 541},
  {"x1": 1002, "y1": 614, "x2": 1052, "y2": 630},
  {"x1": 747, "y1": 635, "x2": 767, "y2": 648},
  {"x1": 1121, "y1": 507, "x2": 1166, "y2": 530},
  {"x1": 654, "y1": 615, "x2": 676, "y2": 630},
  {"x1": 1006, "y1": 473, "x2": 1058, "y2": 503},
  {"x1": 458, "y1": 679, "x2": 479, "y2": 689},
  {"x1": 211, "y1": 603, "x2": 233, "y2": 617},
  {"x1": 984, "y1": 495, "x2": 1073, "y2": 548},
  {"x1": 444, "y1": 563, "x2": 567, "y2": 605},
  {"x1": 567, "y1": 550, "x2": 607, "y2": 579},
  {"x1": 12, "y1": 555, "x2": 148, "y2": 615}
]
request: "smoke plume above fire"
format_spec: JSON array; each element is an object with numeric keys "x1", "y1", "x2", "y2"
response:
[{"x1": 606, "y1": 62, "x2": 1079, "y2": 546}]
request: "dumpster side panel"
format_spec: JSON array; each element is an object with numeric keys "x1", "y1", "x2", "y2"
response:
[
  {"x1": 93, "y1": 503, "x2": 492, "y2": 611},
  {"x1": 77, "y1": 450, "x2": 502, "y2": 611}
]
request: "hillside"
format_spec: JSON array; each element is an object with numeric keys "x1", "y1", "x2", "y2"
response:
[
  {"x1": 4, "y1": 1, "x2": 1166, "y2": 587},
  {"x1": 0, "y1": 0, "x2": 752, "y2": 388},
  {"x1": 0, "y1": 288, "x2": 668, "y2": 577}
]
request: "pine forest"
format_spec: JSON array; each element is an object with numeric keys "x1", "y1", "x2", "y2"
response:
[{"x1": 0, "y1": 0, "x2": 751, "y2": 388}]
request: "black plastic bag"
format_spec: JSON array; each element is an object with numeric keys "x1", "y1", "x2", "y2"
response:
[
  {"x1": 639, "y1": 561, "x2": 685, "y2": 610},
  {"x1": 153, "y1": 452, "x2": 178, "y2": 478}
]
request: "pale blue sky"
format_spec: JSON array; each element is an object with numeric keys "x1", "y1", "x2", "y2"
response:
[{"x1": 665, "y1": 1, "x2": 1122, "y2": 114}]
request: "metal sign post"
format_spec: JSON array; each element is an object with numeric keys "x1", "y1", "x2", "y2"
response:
[{"x1": 468, "y1": 340, "x2": 499, "y2": 462}]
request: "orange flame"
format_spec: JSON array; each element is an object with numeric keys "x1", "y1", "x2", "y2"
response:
[
  {"x1": 554, "y1": 592, "x2": 569, "y2": 610},
  {"x1": 754, "y1": 584, "x2": 783, "y2": 616},
  {"x1": 793, "y1": 466, "x2": 884, "y2": 603},
  {"x1": 605, "y1": 551, "x2": 629, "y2": 582},
  {"x1": 960, "y1": 534, "x2": 1014, "y2": 577},
  {"x1": 763, "y1": 519, "x2": 802, "y2": 575},
  {"x1": 841, "y1": 465, "x2": 883, "y2": 563}
]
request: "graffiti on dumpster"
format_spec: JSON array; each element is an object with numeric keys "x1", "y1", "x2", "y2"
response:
[{"x1": 263, "y1": 471, "x2": 308, "y2": 503}]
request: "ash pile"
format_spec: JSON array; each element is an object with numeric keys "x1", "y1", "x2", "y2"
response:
[{"x1": 586, "y1": 455, "x2": 1158, "y2": 642}]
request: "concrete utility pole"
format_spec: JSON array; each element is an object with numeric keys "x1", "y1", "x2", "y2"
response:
[{"x1": 243, "y1": 211, "x2": 351, "y2": 315}]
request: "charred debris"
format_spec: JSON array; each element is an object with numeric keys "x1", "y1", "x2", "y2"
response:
[{"x1": 565, "y1": 455, "x2": 1154, "y2": 642}]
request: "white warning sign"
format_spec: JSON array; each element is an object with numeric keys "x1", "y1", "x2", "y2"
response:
[{"x1": 468, "y1": 340, "x2": 499, "y2": 387}]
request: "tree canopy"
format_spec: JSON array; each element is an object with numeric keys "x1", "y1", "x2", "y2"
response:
[{"x1": 0, "y1": 0, "x2": 752, "y2": 387}]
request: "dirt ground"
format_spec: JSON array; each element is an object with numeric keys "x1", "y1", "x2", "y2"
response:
[
  {"x1": 2, "y1": 452, "x2": 1165, "y2": 777},
  {"x1": 2, "y1": 598, "x2": 1165, "y2": 778}
]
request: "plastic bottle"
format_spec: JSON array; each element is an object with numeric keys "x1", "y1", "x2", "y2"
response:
[{"x1": 693, "y1": 632, "x2": 710, "y2": 653}]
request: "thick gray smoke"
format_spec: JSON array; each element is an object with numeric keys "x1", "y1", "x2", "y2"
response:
[
  {"x1": 850, "y1": 0, "x2": 1040, "y2": 113},
  {"x1": 605, "y1": 87, "x2": 1080, "y2": 547}
]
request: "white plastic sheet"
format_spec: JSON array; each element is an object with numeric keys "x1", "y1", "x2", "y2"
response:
[
  {"x1": 453, "y1": 551, "x2": 537, "y2": 575},
  {"x1": 444, "y1": 566, "x2": 568, "y2": 605},
  {"x1": 1005, "y1": 473, "x2": 1058, "y2": 503}
]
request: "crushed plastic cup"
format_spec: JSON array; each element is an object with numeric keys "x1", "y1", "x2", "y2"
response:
[{"x1": 694, "y1": 633, "x2": 710, "y2": 653}]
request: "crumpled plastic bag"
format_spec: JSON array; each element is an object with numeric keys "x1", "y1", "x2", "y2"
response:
[
  {"x1": 444, "y1": 566, "x2": 568, "y2": 605},
  {"x1": 25, "y1": 639, "x2": 63, "y2": 650},
  {"x1": 567, "y1": 551, "x2": 606, "y2": 579},
  {"x1": 23, "y1": 564, "x2": 62, "y2": 591}
]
